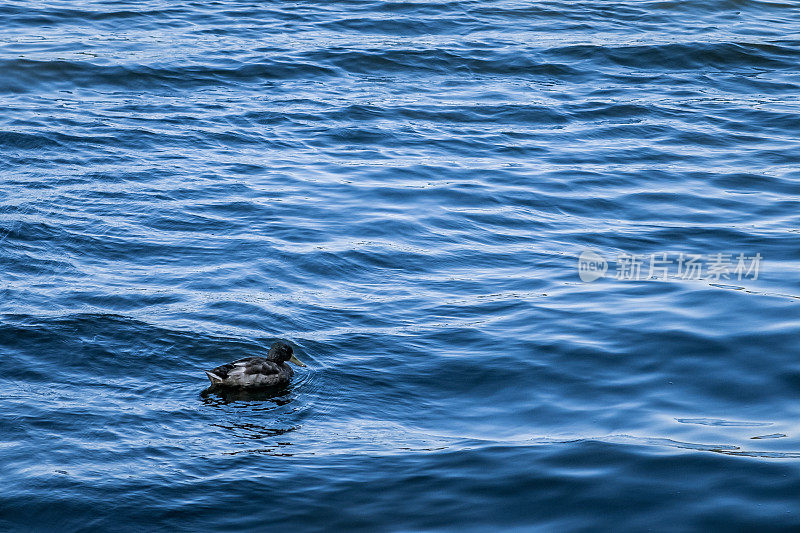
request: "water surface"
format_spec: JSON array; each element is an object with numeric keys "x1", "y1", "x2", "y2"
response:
[{"x1": 2, "y1": 0, "x2": 800, "y2": 530}]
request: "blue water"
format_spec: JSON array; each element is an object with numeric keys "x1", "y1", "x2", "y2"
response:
[{"x1": 2, "y1": 1, "x2": 800, "y2": 530}]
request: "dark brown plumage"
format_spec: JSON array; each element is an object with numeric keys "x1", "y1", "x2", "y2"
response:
[{"x1": 205, "y1": 341, "x2": 305, "y2": 388}]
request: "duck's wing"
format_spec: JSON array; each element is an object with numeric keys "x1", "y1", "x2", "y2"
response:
[
  {"x1": 205, "y1": 357, "x2": 281, "y2": 385},
  {"x1": 237, "y1": 357, "x2": 282, "y2": 377}
]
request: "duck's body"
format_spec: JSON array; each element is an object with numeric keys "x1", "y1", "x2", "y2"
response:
[
  {"x1": 205, "y1": 342, "x2": 305, "y2": 389},
  {"x1": 205, "y1": 356, "x2": 294, "y2": 388}
]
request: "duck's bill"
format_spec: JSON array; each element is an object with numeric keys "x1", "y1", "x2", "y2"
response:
[{"x1": 289, "y1": 354, "x2": 307, "y2": 367}]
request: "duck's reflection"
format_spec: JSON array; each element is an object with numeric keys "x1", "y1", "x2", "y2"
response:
[
  {"x1": 200, "y1": 385, "x2": 293, "y2": 406},
  {"x1": 210, "y1": 420, "x2": 298, "y2": 440},
  {"x1": 200, "y1": 385, "x2": 299, "y2": 456}
]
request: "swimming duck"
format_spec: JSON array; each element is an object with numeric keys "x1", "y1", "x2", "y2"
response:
[{"x1": 205, "y1": 341, "x2": 306, "y2": 388}]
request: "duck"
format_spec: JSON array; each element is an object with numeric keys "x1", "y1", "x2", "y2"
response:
[{"x1": 205, "y1": 341, "x2": 306, "y2": 388}]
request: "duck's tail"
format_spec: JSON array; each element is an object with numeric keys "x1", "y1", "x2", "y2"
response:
[{"x1": 205, "y1": 371, "x2": 223, "y2": 385}]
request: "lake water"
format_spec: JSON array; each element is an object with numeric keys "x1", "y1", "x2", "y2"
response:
[{"x1": 2, "y1": 1, "x2": 800, "y2": 530}]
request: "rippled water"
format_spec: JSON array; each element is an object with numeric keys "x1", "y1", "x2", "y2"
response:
[{"x1": 2, "y1": 1, "x2": 800, "y2": 530}]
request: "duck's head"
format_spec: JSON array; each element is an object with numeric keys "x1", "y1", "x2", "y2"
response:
[{"x1": 267, "y1": 341, "x2": 306, "y2": 367}]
